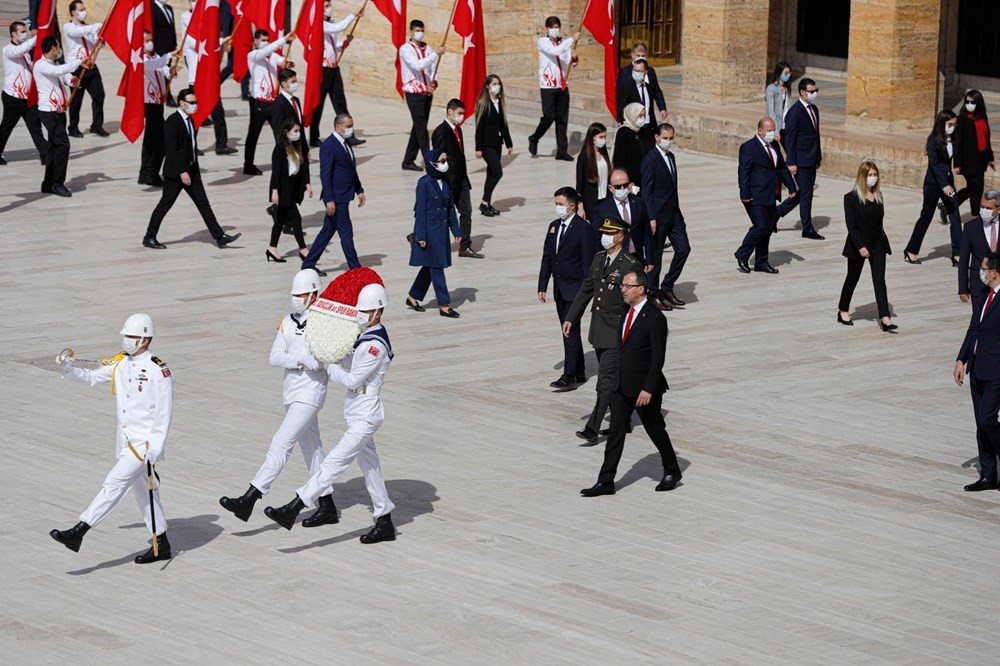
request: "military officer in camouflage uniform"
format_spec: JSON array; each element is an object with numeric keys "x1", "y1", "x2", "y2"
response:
[{"x1": 563, "y1": 217, "x2": 643, "y2": 443}]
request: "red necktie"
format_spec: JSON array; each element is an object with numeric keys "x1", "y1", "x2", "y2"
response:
[
  {"x1": 808, "y1": 105, "x2": 818, "y2": 130},
  {"x1": 622, "y1": 307, "x2": 636, "y2": 343},
  {"x1": 293, "y1": 98, "x2": 302, "y2": 125},
  {"x1": 984, "y1": 289, "x2": 996, "y2": 322},
  {"x1": 764, "y1": 143, "x2": 775, "y2": 165},
  {"x1": 453, "y1": 127, "x2": 463, "y2": 151}
]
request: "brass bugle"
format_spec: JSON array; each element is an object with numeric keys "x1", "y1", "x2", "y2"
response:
[{"x1": 57, "y1": 348, "x2": 105, "y2": 365}]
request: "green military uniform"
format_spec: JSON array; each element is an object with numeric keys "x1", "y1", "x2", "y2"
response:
[{"x1": 565, "y1": 218, "x2": 643, "y2": 436}]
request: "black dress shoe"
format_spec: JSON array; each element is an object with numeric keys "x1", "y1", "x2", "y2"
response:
[
  {"x1": 528, "y1": 135, "x2": 538, "y2": 156},
  {"x1": 310, "y1": 138, "x2": 322, "y2": 148},
  {"x1": 68, "y1": 127, "x2": 84, "y2": 138},
  {"x1": 301, "y1": 495, "x2": 339, "y2": 527},
  {"x1": 243, "y1": 165, "x2": 262, "y2": 176},
  {"x1": 736, "y1": 257, "x2": 751, "y2": 273},
  {"x1": 138, "y1": 175, "x2": 151, "y2": 185},
  {"x1": 49, "y1": 521, "x2": 90, "y2": 552},
  {"x1": 580, "y1": 482, "x2": 616, "y2": 497},
  {"x1": 549, "y1": 375, "x2": 577, "y2": 391},
  {"x1": 575, "y1": 374, "x2": 586, "y2": 383},
  {"x1": 149, "y1": 175, "x2": 164, "y2": 187},
  {"x1": 346, "y1": 136, "x2": 366, "y2": 146},
  {"x1": 401, "y1": 162, "x2": 422, "y2": 172},
  {"x1": 753, "y1": 264, "x2": 779, "y2": 274},
  {"x1": 479, "y1": 203, "x2": 498, "y2": 217},
  {"x1": 801, "y1": 230, "x2": 825, "y2": 240},
  {"x1": 134, "y1": 532, "x2": 171, "y2": 564},
  {"x1": 439, "y1": 308, "x2": 460, "y2": 318},
  {"x1": 219, "y1": 485, "x2": 262, "y2": 521},
  {"x1": 215, "y1": 145, "x2": 238, "y2": 155},
  {"x1": 459, "y1": 248, "x2": 485, "y2": 258},
  {"x1": 143, "y1": 237, "x2": 167, "y2": 249},
  {"x1": 837, "y1": 312, "x2": 854, "y2": 326},
  {"x1": 964, "y1": 478, "x2": 999, "y2": 491},
  {"x1": 195, "y1": 147, "x2": 205, "y2": 156},
  {"x1": 217, "y1": 232, "x2": 242, "y2": 248},
  {"x1": 575, "y1": 427, "x2": 599, "y2": 443},
  {"x1": 90, "y1": 126, "x2": 110, "y2": 137},
  {"x1": 555, "y1": 153, "x2": 574, "y2": 161},
  {"x1": 406, "y1": 297, "x2": 426, "y2": 312},
  {"x1": 655, "y1": 472, "x2": 682, "y2": 491},
  {"x1": 360, "y1": 514, "x2": 396, "y2": 544},
  {"x1": 487, "y1": 204, "x2": 502, "y2": 215},
  {"x1": 51, "y1": 184, "x2": 72, "y2": 197},
  {"x1": 41, "y1": 184, "x2": 52, "y2": 193},
  {"x1": 662, "y1": 292, "x2": 686, "y2": 307},
  {"x1": 652, "y1": 297, "x2": 673, "y2": 312},
  {"x1": 599, "y1": 424, "x2": 633, "y2": 436}
]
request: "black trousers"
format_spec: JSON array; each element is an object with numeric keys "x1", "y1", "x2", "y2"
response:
[
  {"x1": 38, "y1": 110, "x2": 69, "y2": 187},
  {"x1": 455, "y1": 181, "x2": 473, "y2": 250},
  {"x1": 905, "y1": 181, "x2": 962, "y2": 257},
  {"x1": 969, "y1": 373, "x2": 1000, "y2": 483},
  {"x1": 145, "y1": 169, "x2": 224, "y2": 240},
  {"x1": 735, "y1": 203, "x2": 776, "y2": 268},
  {"x1": 310, "y1": 67, "x2": 349, "y2": 143},
  {"x1": 68, "y1": 66, "x2": 105, "y2": 131},
  {"x1": 838, "y1": 247, "x2": 890, "y2": 318},
  {"x1": 598, "y1": 389, "x2": 679, "y2": 485},
  {"x1": 208, "y1": 99, "x2": 228, "y2": 149},
  {"x1": 531, "y1": 88, "x2": 569, "y2": 155},
  {"x1": 140, "y1": 103, "x2": 165, "y2": 179},
  {"x1": 403, "y1": 92, "x2": 433, "y2": 165},
  {"x1": 481, "y1": 144, "x2": 503, "y2": 203},
  {"x1": 0, "y1": 91, "x2": 48, "y2": 160},
  {"x1": 244, "y1": 98, "x2": 273, "y2": 168},
  {"x1": 555, "y1": 295, "x2": 585, "y2": 378},
  {"x1": 650, "y1": 210, "x2": 691, "y2": 294},
  {"x1": 586, "y1": 347, "x2": 617, "y2": 432},
  {"x1": 269, "y1": 203, "x2": 305, "y2": 248},
  {"x1": 957, "y1": 165, "x2": 987, "y2": 217}
]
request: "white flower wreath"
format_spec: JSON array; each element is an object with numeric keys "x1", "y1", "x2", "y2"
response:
[{"x1": 306, "y1": 301, "x2": 361, "y2": 363}]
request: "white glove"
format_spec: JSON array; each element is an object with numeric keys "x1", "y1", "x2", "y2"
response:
[
  {"x1": 299, "y1": 355, "x2": 321, "y2": 371},
  {"x1": 55, "y1": 353, "x2": 74, "y2": 370}
]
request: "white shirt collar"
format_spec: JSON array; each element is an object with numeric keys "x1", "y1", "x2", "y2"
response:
[
  {"x1": 799, "y1": 98, "x2": 812, "y2": 108},
  {"x1": 331, "y1": 131, "x2": 346, "y2": 146},
  {"x1": 280, "y1": 90, "x2": 293, "y2": 102},
  {"x1": 179, "y1": 109, "x2": 192, "y2": 121},
  {"x1": 657, "y1": 145, "x2": 671, "y2": 157},
  {"x1": 446, "y1": 118, "x2": 458, "y2": 130},
  {"x1": 630, "y1": 297, "x2": 648, "y2": 315}
]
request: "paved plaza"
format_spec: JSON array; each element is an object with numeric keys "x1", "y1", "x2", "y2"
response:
[{"x1": 1, "y1": 76, "x2": 998, "y2": 663}]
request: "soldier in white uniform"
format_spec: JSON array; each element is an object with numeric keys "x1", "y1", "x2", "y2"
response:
[
  {"x1": 50, "y1": 314, "x2": 173, "y2": 564},
  {"x1": 219, "y1": 270, "x2": 339, "y2": 527},
  {"x1": 265, "y1": 283, "x2": 397, "y2": 544}
]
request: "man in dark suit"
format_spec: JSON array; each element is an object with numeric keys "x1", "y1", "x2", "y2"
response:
[
  {"x1": 143, "y1": 88, "x2": 241, "y2": 249},
  {"x1": 615, "y1": 58, "x2": 653, "y2": 124},
  {"x1": 581, "y1": 270, "x2": 681, "y2": 496},
  {"x1": 539, "y1": 186, "x2": 594, "y2": 390},
  {"x1": 641, "y1": 123, "x2": 690, "y2": 309},
  {"x1": 151, "y1": 0, "x2": 178, "y2": 107},
  {"x1": 302, "y1": 112, "x2": 365, "y2": 276},
  {"x1": 271, "y1": 69, "x2": 308, "y2": 157},
  {"x1": 777, "y1": 77, "x2": 823, "y2": 240},
  {"x1": 735, "y1": 117, "x2": 798, "y2": 274},
  {"x1": 616, "y1": 43, "x2": 666, "y2": 121},
  {"x1": 564, "y1": 217, "x2": 643, "y2": 442},
  {"x1": 955, "y1": 251, "x2": 1000, "y2": 491},
  {"x1": 959, "y1": 193, "x2": 999, "y2": 312},
  {"x1": 432, "y1": 99, "x2": 480, "y2": 258},
  {"x1": 592, "y1": 168, "x2": 654, "y2": 269}
]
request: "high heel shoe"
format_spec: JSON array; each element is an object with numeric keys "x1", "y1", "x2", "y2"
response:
[
  {"x1": 837, "y1": 312, "x2": 854, "y2": 326},
  {"x1": 903, "y1": 252, "x2": 922, "y2": 265},
  {"x1": 878, "y1": 320, "x2": 899, "y2": 332},
  {"x1": 266, "y1": 249, "x2": 286, "y2": 263},
  {"x1": 951, "y1": 256, "x2": 960, "y2": 267},
  {"x1": 406, "y1": 297, "x2": 426, "y2": 312}
]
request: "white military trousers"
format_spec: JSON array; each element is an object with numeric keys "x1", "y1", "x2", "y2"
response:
[
  {"x1": 80, "y1": 448, "x2": 167, "y2": 535},
  {"x1": 251, "y1": 402, "x2": 326, "y2": 494}
]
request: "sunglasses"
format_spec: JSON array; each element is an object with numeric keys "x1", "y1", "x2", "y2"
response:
[{"x1": 610, "y1": 183, "x2": 630, "y2": 190}]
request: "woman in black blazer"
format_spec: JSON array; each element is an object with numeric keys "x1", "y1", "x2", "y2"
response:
[
  {"x1": 954, "y1": 89, "x2": 996, "y2": 218},
  {"x1": 904, "y1": 109, "x2": 962, "y2": 265},
  {"x1": 612, "y1": 102, "x2": 654, "y2": 186},
  {"x1": 473, "y1": 74, "x2": 513, "y2": 217},
  {"x1": 838, "y1": 161, "x2": 896, "y2": 332},
  {"x1": 266, "y1": 119, "x2": 312, "y2": 263},
  {"x1": 576, "y1": 122, "x2": 611, "y2": 221}
]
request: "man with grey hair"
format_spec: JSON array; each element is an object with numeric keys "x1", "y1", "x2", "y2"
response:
[{"x1": 959, "y1": 191, "x2": 1000, "y2": 312}]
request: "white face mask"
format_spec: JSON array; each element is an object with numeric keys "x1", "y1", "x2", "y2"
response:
[
  {"x1": 806, "y1": 91, "x2": 817, "y2": 102},
  {"x1": 966, "y1": 103, "x2": 977, "y2": 113},
  {"x1": 980, "y1": 208, "x2": 996, "y2": 224},
  {"x1": 635, "y1": 116, "x2": 647, "y2": 127},
  {"x1": 122, "y1": 337, "x2": 142, "y2": 356},
  {"x1": 659, "y1": 138, "x2": 673, "y2": 151},
  {"x1": 291, "y1": 296, "x2": 309, "y2": 314},
  {"x1": 356, "y1": 312, "x2": 371, "y2": 329},
  {"x1": 763, "y1": 130, "x2": 775, "y2": 144},
  {"x1": 632, "y1": 71, "x2": 645, "y2": 84},
  {"x1": 16, "y1": 31, "x2": 28, "y2": 44},
  {"x1": 286, "y1": 82, "x2": 299, "y2": 95},
  {"x1": 454, "y1": 113, "x2": 465, "y2": 125},
  {"x1": 946, "y1": 124, "x2": 956, "y2": 136},
  {"x1": 185, "y1": 103, "x2": 198, "y2": 116},
  {"x1": 612, "y1": 187, "x2": 629, "y2": 202},
  {"x1": 600, "y1": 234, "x2": 617, "y2": 250},
  {"x1": 594, "y1": 138, "x2": 606, "y2": 149},
  {"x1": 413, "y1": 30, "x2": 425, "y2": 42},
  {"x1": 288, "y1": 131, "x2": 301, "y2": 142},
  {"x1": 144, "y1": 41, "x2": 154, "y2": 53},
  {"x1": 76, "y1": 10, "x2": 88, "y2": 21},
  {"x1": 489, "y1": 84, "x2": 501, "y2": 96},
  {"x1": 324, "y1": 9, "x2": 333, "y2": 19},
  {"x1": 341, "y1": 126, "x2": 354, "y2": 139},
  {"x1": 981, "y1": 269, "x2": 989, "y2": 284},
  {"x1": 548, "y1": 28, "x2": 561, "y2": 39},
  {"x1": 555, "y1": 204, "x2": 569, "y2": 219},
  {"x1": 257, "y1": 41, "x2": 269, "y2": 49},
  {"x1": 866, "y1": 175, "x2": 878, "y2": 188},
  {"x1": 432, "y1": 160, "x2": 449, "y2": 173}
]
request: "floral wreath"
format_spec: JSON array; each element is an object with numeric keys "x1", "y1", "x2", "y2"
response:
[{"x1": 306, "y1": 267, "x2": 385, "y2": 363}]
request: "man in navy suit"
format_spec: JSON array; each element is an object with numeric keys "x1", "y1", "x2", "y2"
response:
[
  {"x1": 538, "y1": 186, "x2": 595, "y2": 390},
  {"x1": 959, "y1": 192, "x2": 999, "y2": 312},
  {"x1": 581, "y1": 269, "x2": 681, "y2": 496},
  {"x1": 735, "y1": 117, "x2": 798, "y2": 274},
  {"x1": 615, "y1": 59, "x2": 653, "y2": 124},
  {"x1": 641, "y1": 123, "x2": 689, "y2": 309},
  {"x1": 777, "y1": 78, "x2": 824, "y2": 240},
  {"x1": 303, "y1": 112, "x2": 365, "y2": 276},
  {"x1": 616, "y1": 43, "x2": 666, "y2": 122},
  {"x1": 592, "y1": 168, "x2": 654, "y2": 269},
  {"x1": 955, "y1": 251, "x2": 1000, "y2": 491}
]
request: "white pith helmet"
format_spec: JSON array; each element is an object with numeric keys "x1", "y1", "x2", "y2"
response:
[
  {"x1": 120, "y1": 313, "x2": 155, "y2": 337},
  {"x1": 291, "y1": 269, "x2": 322, "y2": 295},
  {"x1": 356, "y1": 284, "x2": 388, "y2": 311}
]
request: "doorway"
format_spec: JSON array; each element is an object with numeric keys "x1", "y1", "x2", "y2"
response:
[{"x1": 619, "y1": 0, "x2": 681, "y2": 66}]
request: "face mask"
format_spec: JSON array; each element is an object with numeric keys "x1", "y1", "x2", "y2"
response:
[
  {"x1": 122, "y1": 337, "x2": 142, "y2": 356},
  {"x1": 454, "y1": 113, "x2": 465, "y2": 125},
  {"x1": 341, "y1": 126, "x2": 354, "y2": 139},
  {"x1": 763, "y1": 130, "x2": 775, "y2": 144},
  {"x1": 635, "y1": 116, "x2": 647, "y2": 127},
  {"x1": 600, "y1": 234, "x2": 617, "y2": 250},
  {"x1": 432, "y1": 160, "x2": 449, "y2": 173},
  {"x1": 413, "y1": 31, "x2": 425, "y2": 42},
  {"x1": 548, "y1": 28, "x2": 560, "y2": 39},
  {"x1": 981, "y1": 208, "x2": 996, "y2": 224},
  {"x1": 966, "y1": 103, "x2": 976, "y2": 113},
  {"x1": 659, "y1": 139, "x2": 673, "y2": 151},
  {"x1": 257, "y1": 41, "x2": 269, "y2": 49},
  {"x1": 612, "y1": 187, "x2": 629, "y2": 202},
  {"x1": 76, "y1": 10, "x2": 88, "y2": 20},
  {"x1": 489, "y1": 84, "x2": 501, "y2": 96},
  {"x1": 780, "y1": 72, "x2": 791, "y2": 82},
  {"x1": 981, "y1": 269, "x2": 988, "y2": 284},
  {"x1": 866, "y1": 175, "x2": 878, "y2": 188},
  {"x1": 946, "y1": 125, "x2": 955, "y2": 136},
  {"x1": 356, "y1": 312, "x2": 371, "y2": 329},
  {"x1": 286, "y1": 82, "x2": 299, "y2": 95},
  {"x1": 632, "y1": 71, "x2": 645, "y2": 84},
  {"x1": 555, "y1": 204, "x2": 568, "y2": 219},
  {"x1": 806, "y1": 91, "x2": 817, "y2": 102},
  {"x1": 144, "y1": 41, "x2": 154, "y2": 53},
  {"x1": 291, "y1": 296, "x2": 309, "y2": 314},
  {"x1": 288, "y1": 131, "x2": 301, "y2": 142},
  {"x1": 185, "y1": 103, "x2": 198, "y2": 116},
  {"x1": 594, "y1": 138, "x2": 606, "y2": 149},
  {"x1": 324, "y1": 9, "x2": 333, "y2": 19},
  {"x1": 16, "y1": 32, "x2": 28, "y2": 44}
]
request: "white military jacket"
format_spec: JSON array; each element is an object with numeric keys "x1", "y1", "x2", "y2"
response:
[
  {"x1": 330, "y1": 324, "x2": 392, "y2": 422},
  {"x1": 270, "y1": 312, "x2": 328, "y2": 408}
]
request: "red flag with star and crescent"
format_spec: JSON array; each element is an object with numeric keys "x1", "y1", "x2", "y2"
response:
[
  {"x1": 582, "y1": 0, "x2": 617, "y2": 118},
  {"x1": 29, "y1": 0, "x2": 59, "y2": 107},
  {"x1": 102, "y1": 0, "x2": 153, "y2": 142},
  {"x1": 230, "y1": 0, "x2": 254, "y2": 82},
  {"x1": 245, "y1": 0, "x2": 286, "y2": 41},
  {"x1": 372, "y1": 0, "x2": 406, "y2": 98},
  {"x1": 294, "y1": 0, "x2": 324, "y2": 127},
  {"x1": 451, "y1": 0, "x2": 485, "y2": 115},
  {"x1": 186, "y1": 0, "x2": 223, "y2": 128}
]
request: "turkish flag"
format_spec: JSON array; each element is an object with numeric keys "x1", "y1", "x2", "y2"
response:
[
  {"x1": 29, "y1": 0, "x2": 58, "y2": 107},
  {"x1": 102, "y1": 0, "x2": 152, "y2": 142},
  {"x1": 230, "y1": 0, "x2": 254, "y2": 82},
  {"x1": 187, "y1": 0, "x2": 222, "y2": 128},
  {"x1": 582, "y1": 0, "x2": 617, "y2": 118},
  {"x1": 245, "y1": 0, "x2": 286, "y2": 41},
  {"x1": 295, "y1": 0, "x2": 323, "y2": 127},
  {"x1": 372, "y1": 0, "x2": 406, "y2": 98},
  {"x1": 450, "y1": 0, "x2": 485, "y2": 117}
]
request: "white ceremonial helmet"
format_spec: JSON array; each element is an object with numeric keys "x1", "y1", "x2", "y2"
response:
[
  {"x1": 356, "y1": 284, "x2": 388, "y2": 311},
  {"x1": 120, "y1": 313, "x2": 155, "y2": 337},
  {"x1": 291, "y1": 269, "x2": 322, "y2": 295}
]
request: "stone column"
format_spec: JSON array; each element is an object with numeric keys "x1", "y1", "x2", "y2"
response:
[
  {"x1": 845, "y1": 0, "x2": 941, "y2": 130},
  {"x1": 681, "y1": 0, "x2": 771, "y2": 105}
]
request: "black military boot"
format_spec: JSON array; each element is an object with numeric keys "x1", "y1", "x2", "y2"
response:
[
  {"x1": 219, "y1": 485, "x2": 263, "y2": 522},
  {"x1": 301, "y1": 494, "x2": 339, "y2": 528},
  {"x1": 359, "y1": 514, "x2": 396, "y2": 544},
  {"x1": 264, "y1": 496, "x2": 305, "y2": 530},
  {"x1": 134, "y1": 532, "x2": 172, "y2": 564},
  {"x1": 49, "y1": 521, "x2": 90, "y2": 552}
]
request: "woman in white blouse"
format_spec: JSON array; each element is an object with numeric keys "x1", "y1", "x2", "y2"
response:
[{"x1": 575, "y1": 122, "x2": 611, "y2": 221}]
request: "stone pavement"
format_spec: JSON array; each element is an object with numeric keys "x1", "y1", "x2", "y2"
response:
[{"x1": 1, "y1": 71, "x2": 998, "y2": 664}]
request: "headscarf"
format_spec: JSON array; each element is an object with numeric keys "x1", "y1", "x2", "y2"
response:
[
  {"x1": 621, "y1": 103, "x2": 647, "y2": 132},
  {"x1": 423, "y1": 148, "x2": 448, "y2": 180}
]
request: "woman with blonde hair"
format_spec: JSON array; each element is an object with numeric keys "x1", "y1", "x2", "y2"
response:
[
  {"x1": 474, "y1": 74, "x2": 513, "y2": 217},
  {"x1": 266, "y1": 118, "x2": 313, "y2": 263},
  {"x1": 838, "y1": 160, "x2": 896, "y2": 332}
]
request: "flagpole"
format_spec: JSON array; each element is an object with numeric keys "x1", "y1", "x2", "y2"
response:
[
  {"x1": 562, "y1": 0, "x2": 591, "y2": 87},
  {"x1": 168, "y1": 0, "x2": 206, "y2": 92},
  {"x1": 67, "y1": 0, "x2": 120, "y2": 107},
  {"x1": 430, "y1": 0, "x2": 460, "y2": 82},
  {"x1": 332, "y1": 0, "x2": 370, "y2": 68},
  {"x1": 273, "y1": 1, "x2": 306, "y2": 96}
]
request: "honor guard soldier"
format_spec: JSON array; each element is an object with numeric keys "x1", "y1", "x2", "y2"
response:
[
  {"x1": 63, "y1": 1, "x2": 108, "y2": 137},
  {"x1": 265, "y1": 282, "x2": 398, "y2": 544},
  {"x1": 563, "y1": 217, "x2": 643, "y2": 443},
  {"x1": 244, "y1": 29, "x2": 295, "y2": 176},
  {"x1": 219, "y1": 270, "x2": 339, "y2": 526},
  {"x1": 50, "y1": 314, "x2": 173, "y2": 563},
  {"x1": 0, "y1": 22, "x2": 48, "y2": 166}
]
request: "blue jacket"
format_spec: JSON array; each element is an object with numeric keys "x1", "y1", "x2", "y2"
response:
[
  {"x1": 616, "y1": 65, "x2": 666, "y2": 117},
  {"x1": 738, "y1": 136, "x2": 797, "y2": 205},
  {"x1": 319, "y1": 136, "x2": 363, "y2": 205},
  {"x1": 410, "y1": 176, "x2": 461, "y2": 269},
  {"x1": 924, "y1": 135, "x2": 955, "y2": 191},
  {"x1": 784, "y1": 100, "x2": 822, "y2": 168},
  {"x1": 592, "y1": 194, "x2": 654, "y2": 266},
  {"x1": 640, "y1": 147, "x2": 681, "y2": 226},
  {"x1": 538, "y1": 214, "x2": 595, "y2": 302}
]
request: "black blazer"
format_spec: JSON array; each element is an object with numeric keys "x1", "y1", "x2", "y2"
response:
[
  {"x1": 953, "y1": 113, "x2": 995, "y2": 176},
  {"x1": 538, "y1": 214, "x2": 595, "y2": 302},
  {"x1": 163, "y1": 112, "x2": 197, "y2": 179},
  {"x1": 613, "y1": 301, "x2": 668, "y2": 396},
  {"x1": 474, "y1": 100, "x2": 512, "y2": 151},
  {"x1": 924, "y1": 135, "x2": 955, "y2": 191},
  {"x1": 784, "y1": 101, "x2": 822, "y2": 168},
  {"x1": 592, "y1": 195, "x2": 654, "y2": 266},
  {"x1": 270, "y1": 144, "x2": 309, "y2": 206},
  {"x1": 616, "y1": 65, "x2": 666, "y2": 115},
  {"x1": 151, "y1": 1, "x2": 177, "y2": 56},
  {"x1": 959, "y1": 219, "x2": 993, "y2": 298},
  {"x1": 612, "y1": 126, "x2": 653, "y2": 186},
  {"x1": 958, "y1": 287, "x2": 1000, "y2": 380},
  {"x1": 270, "y1": 94, "x2": 309, "y2": 156},
  {"x1": 431, "y1": 120, "x2": 470, "y2": 194},
  {"x1": 738, "y1": 136, "x2": 796, "y2": 205},
  {"x1": 615, "y1": 78, "x2": 653, "y2": 123},
  {"x1": 640, "y1": 147, "x2": 681, "y2": 225},
  {"x1": 576, "y1": 148, "x2": 611, "y2": 220},
  {"x1": 842, "y1": 192, "x2": 891, "y2": 259}
]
